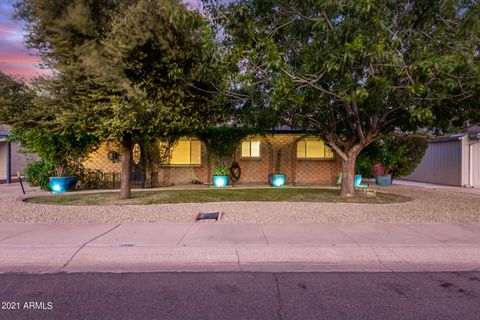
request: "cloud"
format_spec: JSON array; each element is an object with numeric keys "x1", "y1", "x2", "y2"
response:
[{"x1": 0, "y1": 2, "x2": 45, "y2": 79}]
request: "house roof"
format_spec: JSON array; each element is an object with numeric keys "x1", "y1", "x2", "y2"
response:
[
  {"x1": 267, "y1": 125, "x2": 305, "y2": 134},
  {"x1": 0, "y1": 130, "x2": 11, "y2": 137},
  {"x1": 430, "y1": 133, "x2": 467, "y2": 143},
  {"x1": 430, "y1": 124, "x2": 480, "y2": 143},
  {"x1": 0, "y1": 130, "x2": 11, "y2": 142}
]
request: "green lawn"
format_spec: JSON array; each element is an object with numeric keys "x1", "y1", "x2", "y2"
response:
[{"x1": 26, "y1": 188, "x2": 410, "y2": 206}]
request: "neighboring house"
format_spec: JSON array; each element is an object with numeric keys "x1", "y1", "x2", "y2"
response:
[
  {"x1": 83, "y1": 128, "x2": 342, "y2": 186},
  {"x1": 0, "y1": 128, "x2": 40, "y2": 184},
  {"x1": 404, "y1": 126, "x2": 480, "y2": 187}
]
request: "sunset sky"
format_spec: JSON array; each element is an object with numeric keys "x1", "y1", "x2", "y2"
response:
[
  {"x1": 0, "y1": 1, "x2": 48, "y2": 80},
  {"x1": 0, "y1": 0, "x2": 202, "y2": 80}
]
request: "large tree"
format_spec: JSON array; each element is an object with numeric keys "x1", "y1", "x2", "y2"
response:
[
  {"x1": 15, "y1": 0, "x2": 224, "y2": 198},
  {"x1": 0, "y1": 71, "x2": 99, "y2": 177},
  {"x1": 207, "y1": 0, "x2": 480, "y2": 196}
]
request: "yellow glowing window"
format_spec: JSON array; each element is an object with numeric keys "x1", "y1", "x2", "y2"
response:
[
  {"x1": 297, "y1": 139, "x2": 334, "y2": 159},
  {"x1": 241, "y1": 140, "x2": 260, "y2": 157},
  {"x1": 168, "y1": 139, "x2": 201, "y2": 165}
]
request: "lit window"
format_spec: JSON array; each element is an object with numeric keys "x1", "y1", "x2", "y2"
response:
[
  {"x1": 297, "y1": 138, "x2": 334, "y2": 159},
  {"x1": 168, "y1": 139, "x2": 201, "y2": 165},
  {"x1": 241, "y1": 140, "x2": 260, "y2": 157}
]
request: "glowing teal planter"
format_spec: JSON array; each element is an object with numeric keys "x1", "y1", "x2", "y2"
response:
[
  {"x1": 49, "y1": 177, "x2": 77, "y2": 193},
  {"x1": 354, "y1": 175, "x2": 362, "y2": 187},
  {"x1": 212, "y1": 175, "x2": 229, "y2": 188},
  {"x1": 269, "y1": 174, "x2": 286, "y2": 187}
]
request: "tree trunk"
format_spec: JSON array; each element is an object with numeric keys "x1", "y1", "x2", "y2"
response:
[
  {"x1": 120, "y1": 135, "x2": 133, "y2": 199},
  {"x1": 340, "y1": 155, "x2": 357, "y2": 197}
]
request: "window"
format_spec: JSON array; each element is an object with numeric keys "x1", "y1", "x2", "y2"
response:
[
  {"x1": 168, "y1": 139, "x2": 201, "y2": 165},
  {"x1": 297, "y1": 138, "x2": 334, "y2": 159},
  {"x1": 241, "y1": 140, "x2": 260, "y2": 157}
]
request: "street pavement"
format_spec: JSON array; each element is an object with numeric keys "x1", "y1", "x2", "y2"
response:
[
  {"x1": 1, "y1": 271, "x2": 480, "y2": 320},
  {"x1": 1, "y1": 223, "x2": 480, "y2": 273}
]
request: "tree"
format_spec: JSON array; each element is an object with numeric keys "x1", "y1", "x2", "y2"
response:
[
  {"x1": 207, "y1": 0, "x2": 480, "y2": 196},
  {"x1": 10, "y1": 129, "x2": 97, "y2": 177},
  {"x1": 356, "y1": 136, "x2": 429, "y2": 180},
  {"x1": 0, "y1": 72, "x2": 99, "y2": 177},
  {"x1": 196, "y1": 126, "x2": 255, "y2": 172},
  {"x1": 0, "y1": 71, "x2": 33, "y2": 126},
  {"x1": 15, "y1": 0, "x2": 224, "y2": 198}
]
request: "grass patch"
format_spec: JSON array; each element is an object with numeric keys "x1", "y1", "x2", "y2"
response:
[{"x1": 25, "y1": 188, "x2": 410, "y2": 206}]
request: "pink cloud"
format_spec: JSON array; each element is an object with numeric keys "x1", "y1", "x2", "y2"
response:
[
  {"x1": 0, "y1": 2, "x2": 47, "y2": 79},
  {"x1": 0, "y1": 23, "x2": 17, "y2": 33},
  {"x1": 0, "y1": 62, "x2": 49, "y2": 79}
]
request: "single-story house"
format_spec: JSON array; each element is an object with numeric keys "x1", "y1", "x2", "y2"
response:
[
  {"x1": 0, "y1": 128, "x2": 40, "y2": 184},
  {"x1": 83, "y1": 128, "x2": 342, "y2": 186},
  {"x1": 404, "y1": 126, "x2": 480, "y2": 187}
]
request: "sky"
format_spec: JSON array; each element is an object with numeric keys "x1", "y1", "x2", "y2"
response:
[
  {"x1": 0, "y1": 1, "x2": 49, "y2": 80},
  {"x1": 0, "y1": 0, "x2": 202, "y2": 80}
]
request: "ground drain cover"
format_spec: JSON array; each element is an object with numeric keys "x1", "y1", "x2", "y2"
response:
[{"x1": 194, "y1": 211, "x2": 223, "y2": 222}]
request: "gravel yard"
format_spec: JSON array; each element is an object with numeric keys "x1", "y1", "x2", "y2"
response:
[{"x1": 1, "y1": 185, "x2": 479, "y2": 224}]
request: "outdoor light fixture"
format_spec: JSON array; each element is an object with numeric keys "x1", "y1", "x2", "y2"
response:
[
  {"x1": 269, "y1": 174, "x2": 286, "y2": 187},
  {"x1": 108, "y1": 151, "x2": 119, "y2": 163},
  {"x1": 51, "y1": 183, "x2": 62, "y2": 193},
  {"x1": 213, "y1": 175, "x2": 229, "y2": 187},
  {"x1": 49, "y1": 177, "x2": 78, "y2": 193},
  {"x1": 273, "y1": 176, "x2": 286, "y2": 187}
]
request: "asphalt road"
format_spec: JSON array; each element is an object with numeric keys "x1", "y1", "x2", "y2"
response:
[{"x1": 1, "y1": 271, "x2": 480, "y2": 320}]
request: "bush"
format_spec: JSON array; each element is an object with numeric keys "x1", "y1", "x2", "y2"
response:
[
  {"x1": 25, "y1": 161, "x2": 55, "y2": 191},
  {"x1": 356, "y1": 136, "x2": 429, "y2": 180},
  {"x1": 64, "y1": 162, "x2": 108, "y2": 190},
  {"x1": 25, "y1": 161, "x2": 108, "y2": 191}
]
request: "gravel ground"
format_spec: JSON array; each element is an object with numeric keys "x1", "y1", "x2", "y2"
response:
[{"x1": 1, "y1": 185, "x2": 480, "y2": 224}]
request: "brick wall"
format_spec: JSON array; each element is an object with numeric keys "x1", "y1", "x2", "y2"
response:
[
  {"x1": 83, "y1": 143, "x2": 122, "y2": 173},
  {"x1": 158, "y1": 143, "x2": 210, "y2": 185},
  {"x1": 83, "y1": 135, "x2": 342, "y2": 186}
]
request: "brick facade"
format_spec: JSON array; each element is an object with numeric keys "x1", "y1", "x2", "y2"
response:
[{"x1": 83, "y1": 134, "x2": 342, "y2": 186}]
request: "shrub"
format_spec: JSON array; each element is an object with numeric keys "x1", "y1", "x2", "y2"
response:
[
  {"x1": 213, "y1": 166, "x2": 228, "y2": 176},
  {"x1": 25, "y1": 161, "x2": 108, "y2": 191},
  {"x1": 24, "y1": 161, "x2": 55, "y2": 191},
  {"x1": 64, "y1": 162, "x2": 108, "y2": 190},
  {"x1": 356, "y1": 136, "x2": 429, "y2": 180}
]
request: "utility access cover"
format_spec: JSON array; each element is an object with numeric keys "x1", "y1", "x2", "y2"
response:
[{"x1": 194, "y1": 211, "x2": 223, "y2": 222}]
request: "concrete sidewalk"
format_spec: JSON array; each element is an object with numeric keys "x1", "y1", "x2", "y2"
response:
[{"x1": 1, "y1": 223, "x2": 480, "y2": 273}]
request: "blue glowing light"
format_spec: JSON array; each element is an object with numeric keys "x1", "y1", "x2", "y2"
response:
[
  {"x1": 49, "y1": 177, "x2": 78, "y2": 193},
  {"x1": 213, "y1": 175, "x2": 229, "y2": 188},
  {"x1": 52, "y1": 184, "x2": 62, "y2": 192},
  {"x1": 269, "y1": 174, "x2": 286, "y2": 187}
]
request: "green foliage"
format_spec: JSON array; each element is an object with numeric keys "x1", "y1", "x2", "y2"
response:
[
  {"x1": 357, "y1": 137, "x2": 429, "y2": 179},
  {"x1": 206, "y1": 0, "x2": 479, "y2": 195},
  {"x1": 355, "y1": 154, "x2": 374, "y2": 178},
  {"x1": 24, "y1": 160, "x2": 109, "y2": 191},
  {"x1": 14, "y1": 0, "x2": 226, "y2": 196},
  {"x1": 0, "y1": 72, "x2": 33, "y2": 126},
  {"x1": 213, "y1": 166, "x2": 228, "y2": 176},
  {"x1": 197, "y1": 126, "x2": 256, "y2": 167},
  {"x1": 63, "y1": 163, "x2": 108, "y2": 190},
  {"x1": 211, "y1": 0, "x2": 479, "y2": 143},
  {"x1": 15, "y1": 0, "x2": 224, "y2": 141},
  {"x1": 10, "y1": 129, "x2": 98, "y2": 177},
  {"x1": 24, "y1": 161, "x2": 55, "y2": 191},
  {"x1": 1, "y1": 72, "x2": 100, "y2": 177}
]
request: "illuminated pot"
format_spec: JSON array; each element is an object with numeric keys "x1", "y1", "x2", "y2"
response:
[
  {"x1": 269, "y1": 174, "x2": 286, "y2": 187},
  {"x1": 49, "y1": 177, "x2": 78, "y2": 193},
  {"x1": 354, "y1": 175, "x2": 362, "y2": 187},
  {"x1": 376, "y1": 175, "x2": 392, "y2": 186},
  {"x1": 212, "y1": 175, "x2": 229, "y2": 188}
]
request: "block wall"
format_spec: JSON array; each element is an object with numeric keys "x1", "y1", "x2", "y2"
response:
[{"x1": 83, "y1": 135, "x2": 342, "y2": 186}]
